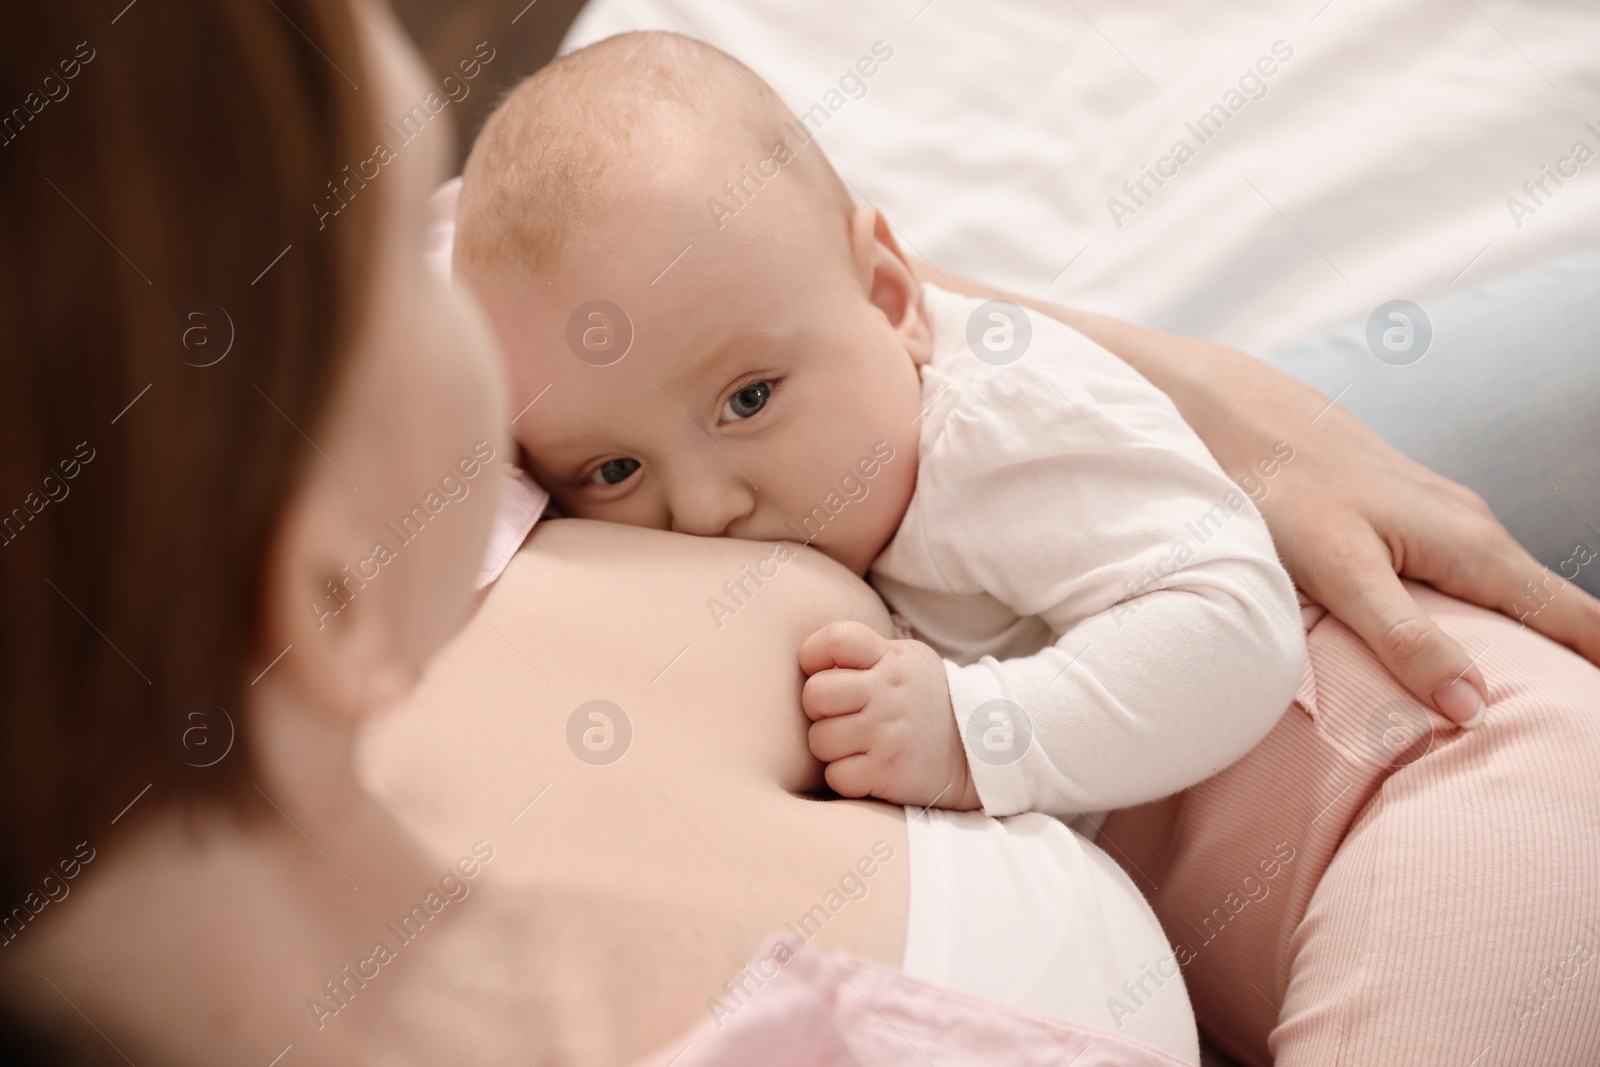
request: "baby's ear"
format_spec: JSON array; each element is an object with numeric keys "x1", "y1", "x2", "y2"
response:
[{"x1": 850, "y1": 206, "x2": 933, "y2": 367}]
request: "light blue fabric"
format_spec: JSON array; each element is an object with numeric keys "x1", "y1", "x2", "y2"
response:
[{"x1": 1271, "y1": 250, "x2": 1600, "y2": 597}]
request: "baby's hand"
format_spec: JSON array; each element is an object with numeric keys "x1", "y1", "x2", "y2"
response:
[{"x1": 798, "y1": 621, "x2": 981, "y2": 811}]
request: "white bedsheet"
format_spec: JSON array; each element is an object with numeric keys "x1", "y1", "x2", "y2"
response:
[{"x1": 563, "y1": 0, "x2": 1600, "y2": 355}]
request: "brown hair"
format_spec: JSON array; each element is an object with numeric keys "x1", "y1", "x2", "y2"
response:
[
  {"x1": 0, "y1": 0, "x2": 376, "y2": 960},
  {"x1": 457, "y1": 30, "x2": 856, "y2": 281}
]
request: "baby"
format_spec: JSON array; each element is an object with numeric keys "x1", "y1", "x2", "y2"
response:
[{"x1": 455, "y1": 32, "x2": 1305, "y2": 827}]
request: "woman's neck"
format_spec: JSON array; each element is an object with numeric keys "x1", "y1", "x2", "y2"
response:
[{"x1": 3, "y1": 684, "x2": 507, "y2": 1066}]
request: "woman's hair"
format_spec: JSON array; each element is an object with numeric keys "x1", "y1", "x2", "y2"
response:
[{"x1": 0, "y1": 0, "x2": 376, "y2": 993}]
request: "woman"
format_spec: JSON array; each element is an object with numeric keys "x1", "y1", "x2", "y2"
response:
[{"x1": 1, "y1": 2, "x2": 1596, "y2": 1065}]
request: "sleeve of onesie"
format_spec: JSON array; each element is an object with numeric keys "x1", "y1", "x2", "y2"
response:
[{"x1": 916, "y1": 331, "x2": 1307, "y2": 820}]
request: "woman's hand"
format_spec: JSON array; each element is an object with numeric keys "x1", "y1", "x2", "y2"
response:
[
  {"x1": 1126, "y1": 340, "x2": 1600, "y2": 725},
  {"x1": 924, "y1": 264, "x2": 1600, "y2": 722}
]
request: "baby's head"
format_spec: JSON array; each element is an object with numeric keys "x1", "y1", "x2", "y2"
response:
[{"x1": 455, "y1": 32, "x2": 931, "y2": 575}]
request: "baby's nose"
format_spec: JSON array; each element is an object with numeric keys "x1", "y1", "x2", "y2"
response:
[{"x1": 667, "y1": 477, "x2": 754, "y2": 538}]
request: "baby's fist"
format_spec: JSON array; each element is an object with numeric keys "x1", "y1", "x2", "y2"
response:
[{"x1": 798, "y1": 621, "x2": 980, "y2": 811}]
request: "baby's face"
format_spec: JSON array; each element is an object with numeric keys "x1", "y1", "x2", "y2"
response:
[{"x1": 471, "y1": 178, "x2": 929, "y2": 576}]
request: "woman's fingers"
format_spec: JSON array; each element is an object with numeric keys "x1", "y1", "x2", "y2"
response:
[
  {"x1": 798, "y1": 620, "x2": 888, "y2": 675},
  {"x1": 1514, "y1": 572, "x2": 1600, "y2": 668},
  {"x1": 1399, "y1": 512, "x2": 1600, "y2": 669},
  {"x1": 1299, "y1": 531, "x2": 1487, "y2": 726}
]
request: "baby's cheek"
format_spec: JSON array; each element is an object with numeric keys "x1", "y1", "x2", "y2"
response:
[
  {"x1": 876, "y1": 446, "x2": 919, "y2": 529},
  {"x1": 597, "y1": 492, "x2": 675, "y2": 533},
  {"x1": 840, "y1": 463, "x2": 918, "y2": 569}
]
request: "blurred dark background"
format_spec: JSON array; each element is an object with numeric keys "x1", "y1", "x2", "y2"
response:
[{"x1": 392, "y1": 0, "x2": 589, "y2": 170}]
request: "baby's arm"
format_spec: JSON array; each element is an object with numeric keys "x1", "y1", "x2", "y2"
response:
[
  {"x1": 924, "y1": 339, "x2": 1305, "y2": 818},
  {"x1": 807, "y1": 317, "x2": 1306, "y2": 818}
]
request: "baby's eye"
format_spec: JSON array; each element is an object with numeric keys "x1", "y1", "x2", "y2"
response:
[
  {"x1": 587, "y1": 457, "x2": 641, "y2": 486},
  {"x1": 721, "y1": 380, "x2": 773, "y2": 422}
]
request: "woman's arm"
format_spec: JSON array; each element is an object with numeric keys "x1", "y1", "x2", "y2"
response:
[{"x1": 920, "y1": 264, "x2": 1600, "y2": 721}]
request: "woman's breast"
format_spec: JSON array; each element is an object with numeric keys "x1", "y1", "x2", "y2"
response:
[{"x1": 361, "y1": 520, "x2": 908, "y2": 1062}]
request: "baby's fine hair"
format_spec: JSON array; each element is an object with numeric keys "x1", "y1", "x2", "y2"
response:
[{"x1": 457, "y1": 31, "x2": 857, "y2": 279}]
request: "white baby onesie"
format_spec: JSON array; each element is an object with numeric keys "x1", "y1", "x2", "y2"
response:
[{"x1": 870, "y1": 285, "x2": 1306, "y2": 830}]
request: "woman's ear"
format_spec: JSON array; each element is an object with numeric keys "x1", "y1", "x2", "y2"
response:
[
  {"x1": 255, "y1": 471, "x2": 420, "y2": 722},
  {"x1": 850, "y1": 205, "x2": 934, "y2": 367}
]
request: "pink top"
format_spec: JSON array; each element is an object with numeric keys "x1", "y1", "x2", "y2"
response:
[
  {"x1": 634, "y1": 936, "x2": 1192, "y2": 1066},
  {"x1": 473, "y1": 466, "x2": 547, "y2": 590}
]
